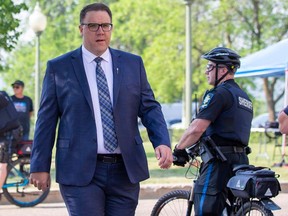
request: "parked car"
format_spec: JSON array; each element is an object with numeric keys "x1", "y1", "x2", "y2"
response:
[{"x1": 251, "y1": 112, "x2": 279, "y2": 128}]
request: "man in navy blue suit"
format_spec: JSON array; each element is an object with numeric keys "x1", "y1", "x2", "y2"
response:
[{"x1": 29, "y1": 3, "x2": 172, "y2": 216}]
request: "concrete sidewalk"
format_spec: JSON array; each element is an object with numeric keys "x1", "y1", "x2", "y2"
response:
[
  {"x1": 0, "y1": 194, "x2": 288, "y2": 216},
  {"x1": 1, "y1": 182, "x2": 288, "y2": 205}
]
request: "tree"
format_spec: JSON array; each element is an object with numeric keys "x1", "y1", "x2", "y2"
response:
[
  {"x1": 2, "y1": 0, "x2": 120, "y2": 96},
  {"x1": 110, "y1": 0, "x2": 215, "y2": 102},
  {"x1": 0, "y1": 0, "x2": 27, "y2": 71},
  {"x1": 2, "y1": 0, "x2": 80, "y2": 90},
  {"x1": 217, "y1": 0, "x2": 288, "y2": 120},
  {"x1": 3, "y1": 0, "x2": 288, "y2": 120}
]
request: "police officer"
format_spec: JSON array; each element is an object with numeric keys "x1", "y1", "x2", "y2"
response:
[{"x1": 173, "y1": 47, "x2": 253, "y2": 216}]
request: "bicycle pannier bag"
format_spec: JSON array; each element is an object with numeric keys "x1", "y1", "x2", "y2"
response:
[
  {"x1": 17, "y1": 140, "x2": 33, "y2": 155},
  {"x1": 0, "y1": 91, "x2": 20, "y2": 134},
  {"x1": 227, "y1": 167, "x2": 281, "y2": 199}
]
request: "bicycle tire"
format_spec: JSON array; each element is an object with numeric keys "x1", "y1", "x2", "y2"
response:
[
  {"x1": 235, "y1": 201, "x2": 273, "y2": 216},
  {"x1": 3, "y1": 157, "x2": 50, "y2": 207},
  {"x1": 151, "y1": 190, "x2": 193, "y2": 216}
]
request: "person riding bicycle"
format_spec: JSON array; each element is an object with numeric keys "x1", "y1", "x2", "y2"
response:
[
  {"x1": 173, "y1": 47, "x2": 253, "y2": 216},
  {"x1": 0, "y1": 91, "x2": 22, "y2": 192}
]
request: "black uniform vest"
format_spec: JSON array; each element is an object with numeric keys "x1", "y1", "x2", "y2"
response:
[{"x1": 205, "y1": 82, "x2": 253, "y2": 146}]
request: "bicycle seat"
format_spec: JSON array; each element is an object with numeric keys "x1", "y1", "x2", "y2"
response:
[{"x1": 232, "y1": 164, "x2": 255, "y2": 172}]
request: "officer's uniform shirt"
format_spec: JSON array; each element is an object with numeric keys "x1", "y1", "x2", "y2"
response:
[
  {"x1": 196, "y1": 79, "x2": 253, "y2": 146},
  {"x1": 197, "y1": 82, "x2": 233, "y2": 123}
]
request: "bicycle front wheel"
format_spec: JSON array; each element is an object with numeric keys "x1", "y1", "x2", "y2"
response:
[
  {"x1": 151, "y1": 190, "x2": 193, "y2": 216},
  {"x1": 236, "y1": 201, "x2": 273, "y2": 216},
  {"x1": 3, "y1": 157, "x2": 50, "y2": 207}
]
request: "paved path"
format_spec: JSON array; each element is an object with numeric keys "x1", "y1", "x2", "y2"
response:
[{"x1": 0, "y1": 193, "x2": 287, "y2": 216}]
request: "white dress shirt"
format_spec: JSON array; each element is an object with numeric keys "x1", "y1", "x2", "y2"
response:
[{"x1": 82, "y1": 46, "x2": 121, "y2": 154}]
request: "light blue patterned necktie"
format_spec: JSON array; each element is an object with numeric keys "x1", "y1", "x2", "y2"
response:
[{"x1": 95, "y1": 57, "x2": 118, "y2": 152}]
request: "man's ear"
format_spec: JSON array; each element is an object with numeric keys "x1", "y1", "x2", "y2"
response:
[
  {"x1": 220, "y1": 67, "x2": 228, "y2": 75},
  {"x1": 79, "y1": 25, "x2": 84, "y2": 36}
]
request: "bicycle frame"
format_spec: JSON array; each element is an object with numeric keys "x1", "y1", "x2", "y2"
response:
[
  {"x1": 2, "y1": 154, "x2": 50, "y2": 207},
  {"x1": 177, "y1": 147, "x2": 280, "y2": 215},
  {"x1": 2, "y1": 163, "x2": 29, "y2": 189},
  {"x1": 183, "y1": 180, "x2": 246, "y2": 216}
]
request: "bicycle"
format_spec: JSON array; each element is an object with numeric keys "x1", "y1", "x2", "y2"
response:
[
  {"x1": 1, "y1": 135, "x2": 50, "y2": 207},
  {"x1": 151, "y1": 144, "x2": 281, "y2": 216}
]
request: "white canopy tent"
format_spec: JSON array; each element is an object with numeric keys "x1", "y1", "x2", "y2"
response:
[
  {"x1": 235, "y1": 39, "x2": 288, "y2": 78},
  {"x1": 235, "y1": 39, "x2": 288, "y2": 166}
]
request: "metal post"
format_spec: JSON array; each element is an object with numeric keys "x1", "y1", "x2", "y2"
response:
[
  {"x1": 35, "y1": 32, "x2": 41, "y2": 118},
  {"x1": 184, "y1": 0, "x2": 192, "y2": 127},
  {"x1": 29, "y1": 2, "x2": 47, "y2": 119}
]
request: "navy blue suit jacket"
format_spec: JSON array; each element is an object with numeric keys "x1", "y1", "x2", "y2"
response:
[{"x1": 30, "y1": 47, "x2": 170, "y2": 185}]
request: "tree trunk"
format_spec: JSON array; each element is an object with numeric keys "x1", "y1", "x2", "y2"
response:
[{"x1": 263, "y1": 78, "x2": 276, "y2": 121}]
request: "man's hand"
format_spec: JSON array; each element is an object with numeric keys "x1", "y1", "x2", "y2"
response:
[
  {"x1": 29, "y1": 172, "x2": 50, "y2": 191},
  {"x1": 155, "y1": 145, "x2": 173, "y2": 169},
  {"x1": 173, "y1": 146, "x2": 189, "y2": 167}
]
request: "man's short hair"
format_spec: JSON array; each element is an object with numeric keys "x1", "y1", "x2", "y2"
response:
[{"x1": 80, "y1": 3, "x2": 112, "y2": 24}]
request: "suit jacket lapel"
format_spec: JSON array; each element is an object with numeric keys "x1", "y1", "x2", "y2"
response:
[
  {"x1": 71, "y1": 47, "x2": 94, "y2": 118},
  {"x1": 110, "y1": 48, "x2": 123, "y2": 110}
]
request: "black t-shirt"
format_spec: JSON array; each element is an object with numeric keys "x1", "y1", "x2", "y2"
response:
[{"x1": 11, "y1": 95, "x2": 33, "y2": 135}]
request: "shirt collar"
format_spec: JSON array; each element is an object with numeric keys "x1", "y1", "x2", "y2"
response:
[{"x1": 82, "y1": 46, "x2": 111, "y2": 64}]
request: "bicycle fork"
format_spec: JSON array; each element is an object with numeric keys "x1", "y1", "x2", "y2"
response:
[{"x1": 186, "y1": 182, "x2": 195, "y2": 216}]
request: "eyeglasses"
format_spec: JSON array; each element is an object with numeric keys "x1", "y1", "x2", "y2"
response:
[
  {"x1": 13, "y1": 86, "x2": 20, "y2": 89},
  {"x1": 206, "y1": 64, "x2": 226, "y2": 73},
  {"x1": 81, "y1": 23, "x2": 113, "y2": 32}
]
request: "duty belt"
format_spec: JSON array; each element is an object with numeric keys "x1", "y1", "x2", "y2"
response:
[{"x1": 218, "y1": 146, "x2": 245, "y2": 154}]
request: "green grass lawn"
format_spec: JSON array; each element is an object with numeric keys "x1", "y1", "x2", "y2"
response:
[
  {"x1": 49, "y1": 129, "x2": 288, "y2": 189},
  {"x1": 141, "y1": 130, "x2": 288, "y2": 185}
]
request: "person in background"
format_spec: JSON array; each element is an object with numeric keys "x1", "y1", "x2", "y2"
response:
[
  {"x1": 278, "y1": 106, "x2": 288, "y2": 134},
  {"x1": 173, "y1": 47, "x2": 253, "y2": 216},
  {"x1": 11, "y1": 80, "x2": 33, "y2": 140},
  {"x1": 29, "y1": 3, "x2": 172, "y2": 216}
]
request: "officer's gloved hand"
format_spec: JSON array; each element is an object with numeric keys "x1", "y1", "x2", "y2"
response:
[{"x1": 173, "y1": 145, "x2": 189, "y2": 167}]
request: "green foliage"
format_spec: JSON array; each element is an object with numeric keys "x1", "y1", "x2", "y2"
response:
[
  {"x1": 0, "y1": 1, "x2": 28, "y2": 52},
  {"x1": 110, "y1": 0, "x2": 211, "y2": 102},
  {"x1": 2, "y1": 0, "x2": 288, "y2": 114},
  {"x1": 0, "y1": 0, "x2": 28, "y2": 71},
  {"x1": 3, "y1": 0, "x2": 84, "y2": 83}
]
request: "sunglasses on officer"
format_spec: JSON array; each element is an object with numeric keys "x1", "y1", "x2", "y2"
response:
[{"x1": 206, "y1": 64, "x2": 226, "y2": 73}]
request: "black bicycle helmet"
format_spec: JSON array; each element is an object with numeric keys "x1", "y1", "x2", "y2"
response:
[{"x1": 201, "y1": 47, "x2": 241, "y2": 71}]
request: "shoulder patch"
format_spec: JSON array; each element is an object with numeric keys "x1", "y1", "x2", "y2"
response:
[{"x1": 200, "y1": 93, "x2": 214, "y2": 109}]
